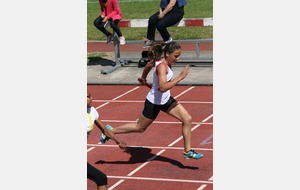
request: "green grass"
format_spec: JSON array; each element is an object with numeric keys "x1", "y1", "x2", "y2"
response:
[{"x1": 87, "y1": 0, "x2": 213, "y2": 40}]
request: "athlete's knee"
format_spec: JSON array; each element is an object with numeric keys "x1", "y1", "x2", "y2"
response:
[
  {"x1": 182, "y1": 114, "x2": 192, "y2": 125},
  {"x1": 135, "y1": 123, "x2": 148, "y2": 132},
  {"x1": 94, "y1": 21, "x2": 102, "y2": 29},
  {"x1": 94, "y1": 18, "x2": 104, "y2": 28},
  {"x1": 135, "y1": 127, "x2": 146, "y2": 133}
]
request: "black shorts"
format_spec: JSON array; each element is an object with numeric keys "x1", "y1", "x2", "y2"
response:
[
  {"x1": 87, "y1": 162, "x2": 107, "y2": 186},
  {"x1": 142, "y1": 96, "x2": 177, "y2": 120}
]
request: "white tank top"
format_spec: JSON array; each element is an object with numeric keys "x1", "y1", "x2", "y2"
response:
[
  {"x1": 86, "y1": 107, "x2": 99, "y2": 133},
  {"x1": 146, "y1": 60, "x2": 173, "y2": 105}
]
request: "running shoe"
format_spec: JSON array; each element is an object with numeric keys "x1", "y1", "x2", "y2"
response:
[
  {"x1": 143, "y1": 40, "x2": 154, "y2": 48},
  {"x1": 120, "y1": 36, "x2": 126, "y2": 45},
  {"x1": 106, "y1": 33, "x2": 114, "y2": 44},
  {"x1": 100, "y1": 125, "x2": 113, "y2": 144},
  {"x1": 183, "y1": 149, "x2": 203, "y2": 159},
  {"x1": 164, "y1": 37, "x2": 173, "y2": 44}
]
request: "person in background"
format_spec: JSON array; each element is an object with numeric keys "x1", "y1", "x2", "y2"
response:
[
  {"x1": 87, "y1": 91, "x2": 126, "y2": 190},
  {"x1": 100, "y1": 42, "x2": 203, "y2": 160},
  {"x1": 94, "y1": 0, "x2": 126, "y2": 45},
  {"x1": 144, "y1": 0, "x2": 187, "y2": 48}
]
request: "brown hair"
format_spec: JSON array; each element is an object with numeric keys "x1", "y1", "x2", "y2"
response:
[
  {"x1": 164, "y1": 41, "x2": 181, "y2": 54},
  {"x1": 148, "y1": 43, "x2": 164, "y2": 61}
]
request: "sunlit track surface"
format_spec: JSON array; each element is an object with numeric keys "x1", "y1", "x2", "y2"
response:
[{"x1": 87, "y1": 85, "x2": 213, "y2": 190}]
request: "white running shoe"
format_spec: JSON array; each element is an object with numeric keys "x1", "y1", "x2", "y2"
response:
[
  {"x1": 120, "y1": 36, "x2": 126, "y2": 45},
  {"x1": 164, "y1": 37, "x2": 173, "y2": 44},
  {"x1": 143, "y1": 40, "x2": 154, "y2": 48}
]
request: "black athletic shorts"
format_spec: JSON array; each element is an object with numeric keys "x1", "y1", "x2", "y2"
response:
[
  {"x1": 142, "y1": 96, "x2": 177, "y2": 120},
  {"x1": 87, "y1": 162, "x2": 107, "y2": 186}
]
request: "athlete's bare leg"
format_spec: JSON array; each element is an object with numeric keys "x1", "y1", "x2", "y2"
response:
[
  {"x1": 111, "y1": 114, "x2": 154, "y2": 134},
  {"x1": 166, "y1": 102, "x2": 192, "y2": 152}
]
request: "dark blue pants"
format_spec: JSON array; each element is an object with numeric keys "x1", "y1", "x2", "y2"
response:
[{"x1": 147, "y1": 10, "x2": 184, "y2": 41}]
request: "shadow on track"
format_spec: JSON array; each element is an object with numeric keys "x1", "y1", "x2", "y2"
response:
[{"x1": 95, "y1": 147, "x2": 198, "y2": 170}]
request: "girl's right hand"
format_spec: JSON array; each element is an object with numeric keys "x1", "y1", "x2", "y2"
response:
[
  {"x1": 179, "y1": 65, "x2": 189, "y2": 80},
  {"x1": 102, "y1": 17, "x2": 108, "y2": 22}
]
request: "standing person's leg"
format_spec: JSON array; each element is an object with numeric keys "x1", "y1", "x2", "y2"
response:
[
  {"x1": 146, "y1": 12, "x2": 160, "y2": 42},
  {"x1": 156, "y1": 11, "x2": 184, "y2": 41},
  {"x1": 110, "y1": 19, "x2": 122, "y2": 36},
  {"x1": 87, "y1": 162, "x2": 108, "y2": 190},
  {"x1": 110, "y1": 19, "x2": 126, "y2": 45}
]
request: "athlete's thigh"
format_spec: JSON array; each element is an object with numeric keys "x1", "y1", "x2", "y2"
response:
[
  {"x1": 167, "y1": 102, "x2": 190, "y2": 122},
  {"x1": 136, "y1": 114, "x2": 154, "y2": 131}
]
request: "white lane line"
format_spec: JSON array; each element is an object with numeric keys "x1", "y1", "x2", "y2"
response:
[
  {"x1": 108, "y1": 180, "x2": 125, "y2": 190},
  {"x1": 202, "y1": 114, "x2": 213, "y2": 122},
  {"x1": 91, "y1": 86, "x2": 213, "y2": 189},
  {"x1": 89, "y1": 87, "x2": 141, "y2": 149},
  {"x1": 197, "y1": 175, "x2": 214, "y2": 189},
  {"x1": 87, "y1": 144, "x2": 213, "y2": 151},
  {"x1": 108, "y1": 112, "x2": 211, "y2": 189},
  {"x1": 168, "y1": 124, "x2": 200, "y2": 147},
  {"x1": 109, "y1": 149, "x2": 167, "y2": 189},
  {"x1": 200, "y1": 134, "x2": 213, "y2": 145},
  {"x1": 197, "y1": 184, "x2": 207, "y2": 190},
  {"x1": 112, "y1": 86, "x2": 140, "y2": 100},
  {"x1": 107, "y1": 175, "x2": 213, "y2": 184},
  {"x1": 168, "y1": 113, "x2": 213, "y2": 147},
  {"x1": 127, "y1": 149, "x2": 166, "y2": 176},
  {"x1": 100, "y1": 119, "x2": 213, "y2": 125},
  {"x1": 95, "y1": 86, "x2": 140, "y2": 109},
  {"x1": 87, "y1": 147, "x2": 95, "y2": 152},
  {"x1": 93, "y1": 99, "x2": 212, "y2": 104},
  {"x1": 174, "y1": 86, "x2": 195, "y2": 99}
]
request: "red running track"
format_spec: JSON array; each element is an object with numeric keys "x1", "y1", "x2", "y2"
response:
[
  {"x1": 87, "y1": 41, "x2": 213, "y2": 53},
  {"x1": 87, "y1": 85, "x2": 213, "y2": 190}
]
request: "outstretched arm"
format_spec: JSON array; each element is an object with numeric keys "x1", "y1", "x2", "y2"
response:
[{"x1": 94, "y1": 119, "x2": 126, "y2": 148}]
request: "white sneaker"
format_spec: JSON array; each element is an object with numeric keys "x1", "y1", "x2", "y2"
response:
[
  {"x1": 164, "y1": 37, "x2": 173, "y2": 44},
  {"x1": 120, "y1": 36, "x2": 126, "y2": 45},
  {"x1": 143, "y1": 40, "x2": 154, "y2": 48}
]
